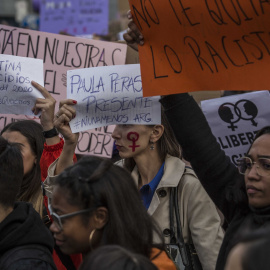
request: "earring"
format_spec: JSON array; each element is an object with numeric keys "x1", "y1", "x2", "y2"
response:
[
  {"x1": 89, "y1": 229, "x2": 96, "y2": 250},
  {"x1": 150, "y1": 141, "x2": 155, "y2": 150}
]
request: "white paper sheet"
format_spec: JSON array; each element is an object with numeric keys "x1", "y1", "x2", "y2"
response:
[
  {"x1": 201, "y1": 91, "x2": 270, "y2": 165},
  {"x1": 0, "y1": 54, "x2": 44, "y2": 116},
  {"x1": 67, "y1": 64, "x2": 161, "y2": 132}
]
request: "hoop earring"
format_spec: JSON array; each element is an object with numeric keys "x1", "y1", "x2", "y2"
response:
[
  {"x1": 150, "y1": 141, "x2": 155, "y2": 150},
  {"x1": 89, "y1": 229, "x2": 96, "y2": 250}
]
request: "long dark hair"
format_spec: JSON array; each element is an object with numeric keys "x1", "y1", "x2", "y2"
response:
[
  {"x1": 55, "y1": 156, "x2": 164, "y2": 257},
  {"x1": 1, "y1": 120, "x2": 44, "y2": 202},
  {"x1": 124, "y1": 107, "x2": 182, "y2": 172},
  {"x1": 228, "y1": 228, "x2": 270, "y2": 270},
  {"x1": 79, "y1": 245, "x2": 158, "y2": 270},
  {"x1": 0, "y1": 136, "x2": 23, "y2": 207}
]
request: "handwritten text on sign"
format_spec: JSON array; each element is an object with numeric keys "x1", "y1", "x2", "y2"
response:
[
  {"x1": 128, "y1": 1, "x2": 270, "y2": 96},
  {"x1": 40, "y1": 0, "x2": 109, "y2": 36},
  {"x1": 75, "y1": 125, "x2": 114, "y2": 158},
  {"x1": 0, "y1": 24, "x2": 127, "y2": 102},
  {"x1": 0, "y1": 54, "x2": 44, "y2": 115},
  {"x1": 201, "y1": 91, "x2": 270, "y2": 166},
  {"x1": 0, "y1": 24, "x2": 127, "y2": 156},
  {"x1": 0, "y1": 115, "x2": 114, "y2": 158},
  {"x1": 67, "y1": 64, "x2": 161, "y2": 132}
]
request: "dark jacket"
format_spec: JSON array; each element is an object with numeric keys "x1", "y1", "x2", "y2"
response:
[
  {"x1": 0, "y1": 202, "x2": 56, "y2": 270},
  {"x1": 160, "y1": 93, "x2": 270, "y2": 270}
]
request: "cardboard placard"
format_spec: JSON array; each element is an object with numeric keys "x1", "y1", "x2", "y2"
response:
[
  {"x1": 0, "y1": 24, "x2": 127, "y2": 156},
  {"x1": 128, "y1": 1, "x2": 270, "y2": 96}
]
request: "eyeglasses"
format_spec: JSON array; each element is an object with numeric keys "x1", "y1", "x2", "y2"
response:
[
  {"x1": 237, "y1": 157, "x2": 270, "y2": 177},
  {"x1": 48, "y1": 204, "x2": 92, "y2": 231}
]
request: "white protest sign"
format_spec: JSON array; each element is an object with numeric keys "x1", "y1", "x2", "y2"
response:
[
  {"x1": 201, "y1": 91, "x2": 270, "y2": 166},
  {"x1": 67, "y1": 64, "x2": 161, "y2": 132},
  {"x1": 0, "y1": 54, "x2": 44, "y2": 115}
]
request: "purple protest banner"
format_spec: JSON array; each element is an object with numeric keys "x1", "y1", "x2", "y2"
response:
[{"x1": 40, "y1": 0, "x2": 109, "y2": 36}]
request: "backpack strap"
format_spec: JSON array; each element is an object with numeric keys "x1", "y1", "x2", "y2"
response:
[{"x1": 0, "y1": 244, "x2": 57, "y2": 270}]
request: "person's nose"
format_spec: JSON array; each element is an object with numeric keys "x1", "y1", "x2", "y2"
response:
[
  {"x1": 246, "y1": 163, "x2": 260, "y2": 181},
  {"x1": 112, "y1": 125, "x2": 121, "y2": 140},
  {"x1": 49, "y1": 220, "x2": 61, "y2": 234}
]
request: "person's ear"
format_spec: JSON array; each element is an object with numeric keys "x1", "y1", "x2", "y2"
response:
[
  {"x1": 150, "y1": 125, "x2": 164, "y2": 143},
  {"x1": 92, "y1": 207, "x2": 108, "y2": 229}
]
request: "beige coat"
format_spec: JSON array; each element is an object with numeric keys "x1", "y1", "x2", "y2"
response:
[
  {"x1": 116, "y1": 156, "x2": 224, "y2": 270},
  {"x1": 43, "y1": 158, "x2": 59, "y2": 201}
]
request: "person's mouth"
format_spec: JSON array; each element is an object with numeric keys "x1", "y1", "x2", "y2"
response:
[
  {"x1": 115, "y1": 145, "x2": 122, "y2": 150},
  {"x1": 246, "y1": 185, "x2": 261, "y2": 194},
  {"x1": 54, "y1": 237, "x2": 65, "y2": 247}
]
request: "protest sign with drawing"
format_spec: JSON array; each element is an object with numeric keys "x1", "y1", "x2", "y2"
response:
[
  {"x1": 201, "y1": 91, "x2": 270, "y2": 166},
  {"x1": 67, "y1": 64, "x2": 161, "y2": 132},
  {"x1": 128, "y1": 1, "x2": 270, "y2": 96},
  {"x1": 0, "y1": 54, "x2": 44, "y2": 115}
]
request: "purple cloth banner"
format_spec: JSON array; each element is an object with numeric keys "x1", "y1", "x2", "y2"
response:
[{"x1": 40, "y1": 0, "x2": 109, "y2": 35}]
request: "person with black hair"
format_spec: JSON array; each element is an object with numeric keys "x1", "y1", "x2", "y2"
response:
[
  {"x1": 1, "y1": 81, "x2": 81, "y2": 270},
  {"x1": 160, "y1": 95, "x2": 270, "y2": 270},
  {"x1": 0, "y1": 80, "x2": 63, "y2": 217},
  {"x1": 1, "y1": 119, "x2": 46, "y2": 216},
  {"x1": 0, "y1": 137, "x2": 56, "y2": 270},
  {"x1": 225, "y1": 228, "x2": 270, "y2": 270},
  {"x1": 47, "y1": 155, "x2": 176, "y2": 270},
  {"x1": 45, "y1": 97, "x2": 223, "y2": 270},
  {"x1": 124, "y1": 17, "x2": 270, "y2": 270},
  {"x1": 79, "y1": 245, "x2": 158, "y2": 270}
]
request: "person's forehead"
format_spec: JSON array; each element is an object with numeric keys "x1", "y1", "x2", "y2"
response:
[
  {"x1": 249, "y1": 134, "x2": 270, "y2": 156},
  {"x1": 52, "y1": 186, "x2": 78, "y2": 213},
  {"x1": 1, "y1": 131, "x2": 28, "y2": 144}
]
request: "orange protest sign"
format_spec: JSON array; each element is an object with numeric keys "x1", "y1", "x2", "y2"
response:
[{"x1": 128, "y1": 1, "x2": 270, "y2": 96}]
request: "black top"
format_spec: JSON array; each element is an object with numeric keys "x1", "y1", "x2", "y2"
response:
[
  {"x1": 160, "y1": 93, "x2": 270, "y2": 270},
  {"x1": 0, "y1": 202, "x2": 56, "y2": 270}
]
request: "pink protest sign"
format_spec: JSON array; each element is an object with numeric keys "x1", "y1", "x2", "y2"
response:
[
  {"x1": 0, "y1": 24, "x2": 127, "y2": 98},
  {"x1": 0, "y1": 24, "x2": 127, "y2": 157},
  {"x1": 75, "y1": 125, "x2": 115, "y2": 157},
  {"x1": 0, "y1": 114, "x2": 115, "y2": 158}
]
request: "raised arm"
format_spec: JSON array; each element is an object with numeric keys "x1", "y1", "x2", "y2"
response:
[
  {"x1": 124, "y1": 12, "x2": 240, "y2": 221},
  {"x1": 32, "y1": 81, "x2": 60, "y2": 146},
  {"x1": 53, "y1": 99, "x2": 79, "y2": 175},
  {"x1": 160, "y1": 94, "x2": 239, "y2": 221},
  {"x1": 31, "y1": 81, "x2": 62, "y2": 182}
]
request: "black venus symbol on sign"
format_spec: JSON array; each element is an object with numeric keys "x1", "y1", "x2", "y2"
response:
[{"x1": 218, "y1": 100, "x2": 258, "y2": 131}]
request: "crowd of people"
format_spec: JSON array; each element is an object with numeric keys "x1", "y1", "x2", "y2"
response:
[{"x1": 1, "y1": 9, "x2": 270, "y2": 270}]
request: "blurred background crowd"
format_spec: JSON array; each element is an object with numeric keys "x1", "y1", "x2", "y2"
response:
[{"x1": 0, "y1": 0, "x2": 130, "y2": 41}]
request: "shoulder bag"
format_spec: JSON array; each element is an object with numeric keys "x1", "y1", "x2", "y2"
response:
[{"x1": 166, "y1": 184, "x2": 203, "y2": 270}]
